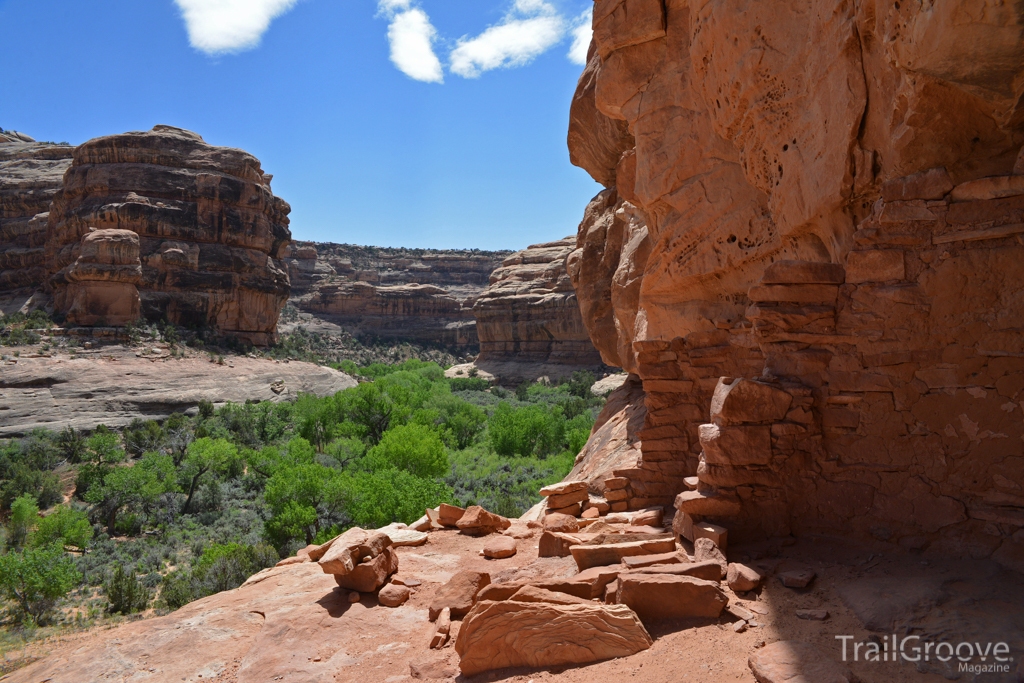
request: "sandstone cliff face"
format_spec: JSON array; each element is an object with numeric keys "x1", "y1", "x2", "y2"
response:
[
  {"x1": 0, "y1": 141, "x2": 73, "y2": 295},
  {"x1": 568, "y1": 0, "x2": 1024, "y2": 569},
  {"x1": 283, "y1": 242, "x2": 508, "y2": 348},
  {"x1": 45, "y1": 126, "x2": 291, "y2": 344},
  {"x1": 474, "y1": 239, "x2": 603, "y2": 368}
]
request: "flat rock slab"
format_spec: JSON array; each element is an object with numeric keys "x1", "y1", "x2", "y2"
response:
[
  {"x1": 437, "y1": 503, "x2": 466, "y2": 527},
  {"x1": 0, "y1": 351, "x2": 356, "y2": 437},
  {"x1": 428, "y1": 570, "x2": 490, "y2": 621},
  {"x1": 748, "y1": 641, "x2": 858, "y2": 683},
  {"x1": 571, "y1": 536, "x2": 676, "y2": 570},
  {"x1": 377, "y1": 523, "x2": 428, "y2": 547},
  {"x1": 615, "y1": 574, "x2": 727, "y2": 623},
  {"x1": 454, "y1": 599, "x2": 653, "y2": 676},
  {"x1": 539, "y1": 480, "x2": 589, "y2": 497}
]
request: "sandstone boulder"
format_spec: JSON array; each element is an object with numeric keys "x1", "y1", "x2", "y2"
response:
[
  {"x1": 727, "y1": 563, "x2": 762, "y2": 592},
  {"x1": 437, "y1": 503, "x2": 465, "y2": 527},
  {"x1": 456, "y1": 506, "x2": 511, "y2": 536},
  {"x1": 377, "y1": 523, "x2": 428, "y2": 547},
  {"x1": 694, "y1": 538, "x2": 728, "y2": 580},
  {"x1": 454, "y1": 599, "x2": 652, "y2": 676},
  {"x1": 333, "y1": 547, "x2": 398, "y2": 593},
  {"x1": 614, "y1": 574, "x2": 728, "y2": 623},
  {"x1": 543, "y1": 512, "x2": 580, "y2": 533},
  {"x1": 482, "y1": 535, "x2": 517, "y2": 559},
  {"x1": 378, "y1": 583, "x2": 411, "y2": 607},
  {"x1": 317, "y1": 528, "x2": 392, "y2": 576},
  {"x1": 428, "y1": 571, "x2": 490, "y2": 621}
]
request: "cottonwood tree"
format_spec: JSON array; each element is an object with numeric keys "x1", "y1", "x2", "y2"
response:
[{"x1": 178, "y1": 438, "x2": 238, "y2": 515}]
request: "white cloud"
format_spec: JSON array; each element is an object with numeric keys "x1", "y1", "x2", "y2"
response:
[
  {"x1": 449, "y1": 0, "x2": 567, "y2": 78},
  {"x1": 567, "y1": 7, "x2": 592, "y2": 65},
  {"x1": 174, "y1": 0, "x2": 299, "y2": 55},
  {"x1": 377, "y1": 1, "x2": 444, "y2": 83}
]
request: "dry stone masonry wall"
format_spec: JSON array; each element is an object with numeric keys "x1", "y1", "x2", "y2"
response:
[{"x1": 567, "y1": 0, "x2": 1024, "y2": 572}]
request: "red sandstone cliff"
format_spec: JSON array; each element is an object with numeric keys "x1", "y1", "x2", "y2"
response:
[
  {"x1": 474, "y1": 238, "x2": 604, "y2": 372},
  {"x1": 568, "y1": 0, "x2": 1024, "y2": 571},
  {"x1": 283, "y1": 242, "x2": 509, "y2": 348},
  {"x1": 45, "y1": 125, "x2": 292, "y2": 344},
  {"x1": 0, "y1": 140, "x2": 73, "y2": 296}
]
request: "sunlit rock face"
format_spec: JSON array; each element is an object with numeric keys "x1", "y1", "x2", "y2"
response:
[
  {"x1": 567, "y1": 0, "x2": 1024, "y2": 570},
  {"x1": 46, "y1": 125, "x2": 291, "y2": 344},
  {"x1": 474, "y1": 238, "x2": 604, "y2": 368},
  {"x1": 0, "y1": 140, "x2": 73, "y2": 296}
]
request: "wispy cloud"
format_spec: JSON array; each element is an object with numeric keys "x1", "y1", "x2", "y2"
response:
[
  {"x1": 449, "y1": 0, "x2": 566, "y2": 79},
  {"x1": 567, "y1": 7, "x2": 592, "y2": 65},
  {"x1": 174, "y1": 0, "x2": 299, "y2": 55},
  {"x1": 378, "y1": 0, "x2": 444, "y2": 83}
]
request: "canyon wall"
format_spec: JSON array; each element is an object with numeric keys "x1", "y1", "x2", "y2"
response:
[
  {"x1": 283, "y1": 242, "x2": 509, "y2": 348},
  {"x1": 474, "y1": 238, "x2": 604, "y2": 372},
  {"x1": 0, "y1": 140, "x2": 73, "y2": 296},
  {"x1": 568, "y1": 0, "x2": 1024, "y2": 570},
  {"x1": 45, "y1": 126, "x2": 292, "y2": 344}
]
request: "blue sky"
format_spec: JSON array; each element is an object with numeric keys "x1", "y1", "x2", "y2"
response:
[{"x1": 0, "y1": 0, "x2": 600, "y2": 250}]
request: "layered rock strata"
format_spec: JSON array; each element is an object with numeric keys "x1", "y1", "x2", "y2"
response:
[
  {"x1": 45, "y1": 125, "x2": 291, "y2": 344},
  {"x1": 568, "y1": 0, "x2": 1024, "y2": 569},
  {"x1": 474, "y1": 238, "x2": 604, "y2": 370},
  {"x1": 283, "y1": 242, "x2": 509, "y2": 348},
  {"x1": 0, "y1": 140, "x2": 73, "y2": 294}
]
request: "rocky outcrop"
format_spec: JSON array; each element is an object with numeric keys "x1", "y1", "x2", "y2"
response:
[
  {"x1": 567, "y1": 0, "x2": 1024, "y2": 568},
  {"x1": 283, "y1": 242, "x2": 509, "y2": 348},
  {"x1": 473, "y1": 239, "x2": 603, "y2": 373},
  {"x1": 62, "y1": 229, "x2": 142, "y2": 327},
  {"x1": 0, "y1": 140, "x2": 73, "y2": 295},
  {"x1": 45, "y1": 126, "x2": 291, "y2": 345},
  {"x1": 0, "y1": 348, "x2": 355, "y2": 437}
]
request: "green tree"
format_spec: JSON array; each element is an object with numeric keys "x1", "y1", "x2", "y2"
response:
[
  {"x1": 56, "y1": 426, "x2": 87, "y2": 463},
  {"x1": 488, "y1": 403, "x2": 566, "y2": 457},
  {"x1": 178, "y1": 438, "x2": 238, "y2": 514},
  {"x1": 364, "y1": 424, "x2": 448, "y2": 478},
  {"x1": 8, "y1": 494, "x2": 39, "y2": 549},
  {"x1": 86, "y1": 461, "x2": 167, "y2": 532},
  {"x1": 345, "y1": 470, "x2": 453, "y2": 529},
  {"x1": 85, "y1": 425, "x2": 126, "y2": 465},
  {"x1": 264, "y1": 463, "x2": 350, "y2": 545},
  {"x1": 123, "y1": 418, "x2": 166, "y2": 457},
  {"x1": 30, "y1": 505, "x2": 93, "y2": 551},
  {"x1": 0, "y1": 543, "x2": 81, "y2": 624}
]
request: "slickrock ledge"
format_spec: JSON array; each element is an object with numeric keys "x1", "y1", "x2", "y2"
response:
[{"x1": 0, "y1": 349, "x2": 355, "y2": 436}]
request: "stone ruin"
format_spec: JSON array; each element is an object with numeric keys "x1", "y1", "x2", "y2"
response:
[{"x1": 565, "y1": 0, "x2": 1024, "y2": 573}]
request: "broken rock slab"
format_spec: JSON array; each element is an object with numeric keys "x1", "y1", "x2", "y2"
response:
[
  {"x1": 456, "y1": 506, "x2": 511, "y2": 536},
  {"x1": 428, "y1": 571, "x2": 490, "y2": 621},
  {"x1": 694, "y1": 538, "x2": 728, "y2": 579},
  {"x1": 570, "y1": 535, "x2": 677, "y2": 570},
  {"x1": 727, "y1": 563, "x2": 762, "y2": 592},
  {"x1": 377, "y1": 523, "x2": 428, "y2": 547},
  {"x1": 748, "y1": 641, "x2": 858, "y2": 683},
  {"x1": 454, "y1": 599, "x2": 653, "y2": 676},
  {"x1": 317, "y1": 527, "x2": 392, "y2": 576},
  {"x1": 333, "y1": 547, "x2": 398, "y2": 593},
  {"x1": 615, "y1": 574, "x2": 728, "y2": 623}
]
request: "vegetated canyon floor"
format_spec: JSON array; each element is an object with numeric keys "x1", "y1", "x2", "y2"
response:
[{"x1": 5, "y1": 527, "x2": 1022, "y2": 683}]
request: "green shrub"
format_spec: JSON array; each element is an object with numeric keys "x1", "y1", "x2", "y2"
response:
[
  {"x1": 30, "y1": 505, "x2": 93, "y2": 551},
  {"x1": 488, "y1": 403, "x2": 565, "y2": 458},
  {"x1": 7, "y1": 494, "x2": 39, "y2": 548},
  {"x1": 104, "y1": 563, "x2": 150, "y2": 614},
  {"x1": 449, "y1": 377, "x2": 490, "y2": 392}
]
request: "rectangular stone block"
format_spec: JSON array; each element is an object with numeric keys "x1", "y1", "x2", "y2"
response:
[
  {"x1": 748, "y1": 284, "x2": 840, "y2": 304},
  {"x1": 845, "y1": 250, "x2": 905, "y2": 284},
  {"x1": 692, "y1": 522, "x2": 728, "y2": 552},
  {"x1": 699, "y1": 423, "x2": 772, "y2": 466}
]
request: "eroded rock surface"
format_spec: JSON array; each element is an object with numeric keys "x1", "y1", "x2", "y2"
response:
[
  {"x1": 473, "y1": 238, "x2": 604, "y2": 378},
  {"x1": 283, "y1": 242, "x2": 509, "y2": 348},
  {"x1": 0, "y1": 140, "x2": 73, "y2": 295},
  {"x1": 567, "y1": 0, "x2": 1024, "y2": 570},
  {"x1": 45, "y1": 125, "x2": 291, "y2": 344},
  {"x1": 0, "y1": 348, "x2": 355, "y2": 436}
]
